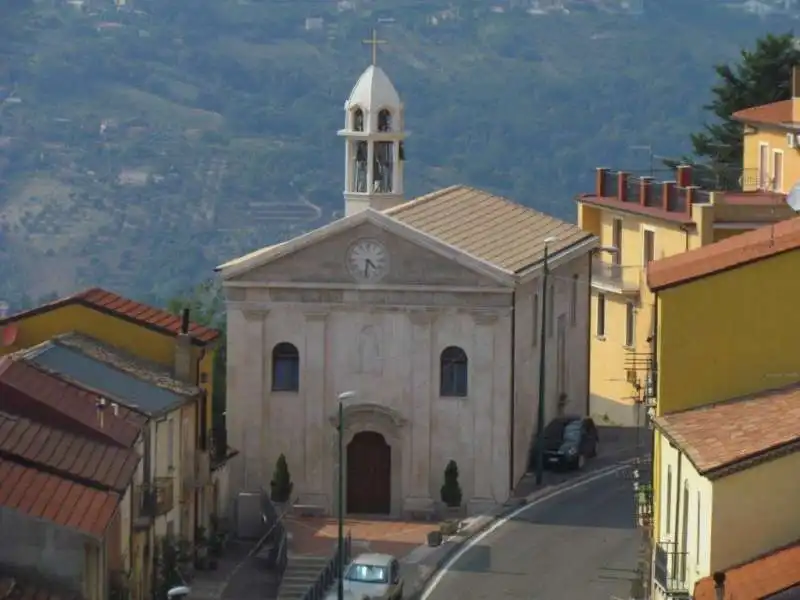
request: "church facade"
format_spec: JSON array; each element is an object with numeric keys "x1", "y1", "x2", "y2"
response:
[{"x1": 219, "y1": 55, "x2": 598, "y2": 518}]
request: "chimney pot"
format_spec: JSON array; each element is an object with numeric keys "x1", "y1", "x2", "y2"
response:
[
  {"x1": 180, "y1": 308, "x2": 190, "y2": 335},
  {"x1": 617, "y1": 172, "x2": 628, "y2": 202},
  {"x1": 596, "y1": 168, "x2": 608, "y2": 197},
  {"x1": 676, "y1": 165, "x2": 692, "y2": 188}
]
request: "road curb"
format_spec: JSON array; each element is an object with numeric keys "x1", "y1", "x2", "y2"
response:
[{"x1": 403, "y1": 459, "x2": 639, "y2": 600}]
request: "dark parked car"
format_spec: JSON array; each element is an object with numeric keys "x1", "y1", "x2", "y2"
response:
[{"x1": 529, "y1": 416, "x2": 599, "y2": 471}]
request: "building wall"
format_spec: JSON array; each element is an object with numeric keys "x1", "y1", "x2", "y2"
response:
[
  {"x1": 0, "y1": 305, "x2": 216, "y2": 438},
  {"x1": 511, "y1": 255, "x2": 591, "y2": 485},
  {"x1": 710, "y1": 451, "x2": 800, "y2": 573},
  {"x1": 579, "y1": 203, "x2": 698, "y2": 425},
  {"x1": 227, "y1": 299, "x2": 513, "y2": 517},
  {"x1": 656, "y1": 247, "x2": 800, "y2": 416},
  {"x1": 742, "y1": 126, "x2": 797, "y2": 193},
  {"x1": 151, "y1": 414, "x2": 182, "y2": 538},
  {"x1": 0, "y1": 507, "x2": 88, "y2": 591},
  {"x1": 654, "y1": 436, "x2": 713, "y2": 600}
]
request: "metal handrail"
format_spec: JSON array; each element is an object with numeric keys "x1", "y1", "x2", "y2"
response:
[{"x1": 301, "y1": 532, "x2": 353, "y2": 600}]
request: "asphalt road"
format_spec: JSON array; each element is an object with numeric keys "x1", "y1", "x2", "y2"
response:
[{"x1": 422, "y1": 468, "x2": 644, "y2": 600}]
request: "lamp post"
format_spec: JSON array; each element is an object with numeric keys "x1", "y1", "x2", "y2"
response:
[
  {"x1": 534, "y1": 236, "x2": 558, "y2": 486},
  {"x1": 336, "y1": 390, "x2": 356, "y2": 600}
]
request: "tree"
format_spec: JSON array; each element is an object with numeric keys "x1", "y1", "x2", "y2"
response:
[
  {"x1": 683, "y1": 33, "x2": 800, "y2": 182},
  {"x1": 440, "y1": 460, "x2": 463, "y2": 508},
  {"x1": 270, "y1": 454, "x2": 293, "y2": 504}
]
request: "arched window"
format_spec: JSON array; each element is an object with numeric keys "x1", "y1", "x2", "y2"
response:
[
  {"x1": 378, "y1": 109, "x2": 392, "y2": 132},
  {"x1": 440, "y1": 346, "x2": 468, "y2": 397},
  {"x1": 271, "y1": 342, "x2": 299, "y2": 392},
  {"x1": 352, "y1": 108, "x2": 364, "y2": 132}
]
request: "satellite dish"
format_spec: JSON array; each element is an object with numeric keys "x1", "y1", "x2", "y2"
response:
[
  {"x1": 0, "y1": 324, "x2": 17, "y2": 347},
  {"x1": 787, "y1": 181, "x2": 800, "y2": 212}
]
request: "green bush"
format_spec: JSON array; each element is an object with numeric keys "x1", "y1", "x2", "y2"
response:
[
  {"x1": 440, "y1": 460, "x2": 462, "y2": 508},
  {"x1": 270, "y1": 454, "x2": 293, "y2": 503}
]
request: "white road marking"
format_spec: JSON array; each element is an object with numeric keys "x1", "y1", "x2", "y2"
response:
[{"x1": 420, "y1": 461, "x2": 635, "y2": 599}]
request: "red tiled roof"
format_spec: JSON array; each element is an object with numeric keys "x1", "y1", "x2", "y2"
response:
[
  {"x1": 576, "y1": 193, "x2": 695, "y2": 225},
  {"x1": 0, "y1": 411, "x2": 139, "y2": 493},
  {"x1": 0, "y1": 573, "x2": 83, "y2": 600},
  {"x1": 694, "y1": 541, "x2": 800, "y2": 600},
  {"x1": 648, "y1": 216, "x2": 800, "y2": 291},
  {"x1": 731, "y1": 99, "x2": 793, "y2": 127},
  {"x1": 0, "y1": 457, "x2": 120, "y2": 538},
  {"x1": 0, "y1": 357, "x2": 145, "y2": 448},
  {"x1": 653, "y1": 383, "x2": 800, "y2": 476},
  {"x1": 0, "y1": 287, "x2": 220, "y2": 344},
  {"x1": 719, "y1": 190, "x2": 788, "y2": 206}
]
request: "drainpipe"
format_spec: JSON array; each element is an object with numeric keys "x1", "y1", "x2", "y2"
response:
[
  {"x1": 713, "y1": 571, "x2": 726, "y2": 600},
  {"x1": 509, "y1": 291, "x2": 516, "y2": 494},
  {"x1": 673, "y1": 448, "x2": 683, "y2": 579},
  {"x1": 585, "y1": 252, "x2": 592, "y2": 416}
]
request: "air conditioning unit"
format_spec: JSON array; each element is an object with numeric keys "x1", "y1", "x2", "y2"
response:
[
  {"x1": 626, "y1": 369, "x2": 638, "y2": 384},
  {"x1": 789, "y1": 132, "x2": 800, "y2": 149}
]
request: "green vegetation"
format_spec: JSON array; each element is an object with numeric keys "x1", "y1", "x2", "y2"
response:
[
  {"x1": 270, "y1": 454, "x2": 294, "y2": 504},
  {"x1": 0, "y1": 0, "x2": 792, "y2": 306},
  {"x1": 673, "y1": 33, "x2": 800, "y2": 185},
  {"x1": 440, "y1": 459, "x2": 463, "y2": 508}
]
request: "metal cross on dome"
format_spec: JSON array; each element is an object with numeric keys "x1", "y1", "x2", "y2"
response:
[{"x1": 362, "y1": 28, "x2": 387, "y2": 66}]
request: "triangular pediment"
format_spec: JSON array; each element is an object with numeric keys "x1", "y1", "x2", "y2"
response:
[{"x1": 217, "y1": 209, "x2": 514, "y2": 288}]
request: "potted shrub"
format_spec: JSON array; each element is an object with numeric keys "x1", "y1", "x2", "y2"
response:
[
  {"x1": 270, "y1": 454, "x2": 294, "y2": 509},
  {"x1": 440, "y1": 460, "x2": 463, "y2": 518},
  {"x1": 194, "y1": 526, "x2": 210, "y2": 570}
]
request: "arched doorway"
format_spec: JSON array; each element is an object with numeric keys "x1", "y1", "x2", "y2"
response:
[{"x1": 347, "y1": 431, "x2": 391, "y2": 515}]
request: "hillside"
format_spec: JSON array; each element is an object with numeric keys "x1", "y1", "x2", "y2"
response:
[{"x1": 0, "y1": 0, "x2": 791, "y2": 306}]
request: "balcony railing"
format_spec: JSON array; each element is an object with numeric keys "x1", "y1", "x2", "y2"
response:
[
  {"x1": 134, "y1": 477, "x2": 174, "y2": 522},
  {"x1": 591, "y1": 258, "x2": 640, "y2": 294},
  {"x1": 653, "y1": 541, "x2": 690, "y2": 597}
]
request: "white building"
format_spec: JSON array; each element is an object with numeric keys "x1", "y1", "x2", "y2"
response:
[{"x1": 218, "y1": 53, "x2": 597, "y2": 518}]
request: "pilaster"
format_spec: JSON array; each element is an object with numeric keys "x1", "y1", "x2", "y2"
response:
[
  {"x1": 471, "y1": 311, "x2": 496, "y2": 500},
  {"x1": 241, "y1": 309, "x2": 267, "y2": 490},
  {"x1": 303, "y1": 310, "x2": 329, "y2": 493},
  {"x1": 408, "y1": 308, "x2": 435, "y2": 501}
]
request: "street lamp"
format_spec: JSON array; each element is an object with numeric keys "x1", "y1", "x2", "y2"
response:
[
  {"x1": 534, "y1": 236, "x2": 558, "y2": 486},
  {"x1": 336, "y1": 390, "x2": 356, "y2": 600}
]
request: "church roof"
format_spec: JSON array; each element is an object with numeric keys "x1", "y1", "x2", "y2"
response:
[
  {"x1": 345, "y1": 65, "x2": 402, "y2": 111},
  {"x1": 385, "y1": 185, "x2": 594, "y2": 273}
]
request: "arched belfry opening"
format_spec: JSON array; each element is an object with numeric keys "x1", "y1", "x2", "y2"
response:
[{"x1": 338, "y1": 29, "x2": 408, "y2": 216}]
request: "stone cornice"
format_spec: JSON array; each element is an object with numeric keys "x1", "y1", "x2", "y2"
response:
[{"x1": 242, "y1": 309, "x2": 268, "y2": 322}]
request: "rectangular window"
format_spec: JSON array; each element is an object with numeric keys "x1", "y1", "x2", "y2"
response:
[
  {"x1": 643, "y1": 229, "x2": 655, "y2": 265},
  {"x1": 625, "y1": 302, "x2": 635, "y2": 347},
  {"x1": 547, "y1": 284, "x2": 555, "y2": 337},
  {"x1": 596, "y1": 294, "x2": 606, "y2": 337},
  {"x1": 696, "y1": 491, "x2": 701, "y2": 566},
  {"x1": 570, "y1": 275, "x2": 578, "y2": 326},
  {"x1": 167, "y1": 418, "x2": 175, "y2": 470},
  {"x1": 532, "y1": 293, "x2": 539, "y2": 346},
  {"x1": 773, "y1": 150, "x2": 784, "y2": 192},
  {"x1": 612, "y1": 218, "x2": 623, "y2": 264},
  {"x1": 665, "y1": 465, "x2": 672, "y2": 535}
]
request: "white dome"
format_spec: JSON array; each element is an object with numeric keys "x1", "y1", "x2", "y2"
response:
[{"x1": 345, "y1": 65, "x2": 402, "y2": 111}]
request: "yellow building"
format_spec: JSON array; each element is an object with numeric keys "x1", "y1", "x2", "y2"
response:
[
  {"x1": 577, "y1": 164, "x2": 793, "y2": 426},
  {"x1": 651, "y1": 385, "x2": 800, "y2": 600},
  {"x1": 645, "y1": 215, "x2": 800, "y2": 582},
  {"x1": 731, "y1": 66, "x2": 800, "y2": 195}
]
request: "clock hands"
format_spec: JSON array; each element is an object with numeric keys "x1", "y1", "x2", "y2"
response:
[{"x1": 364, "y1": 258, "x2": 376, "y2": 277}]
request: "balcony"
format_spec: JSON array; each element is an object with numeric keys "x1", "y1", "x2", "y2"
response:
[
  {"x1": 132, "y1": 478, "x2": 174, "y2": 529},
  {"x1": 591, "y1": 258, "x2": 640, "y2": 295},
  {"x1": 653, "y1": 541, "x2": 690, "y2": 598}
]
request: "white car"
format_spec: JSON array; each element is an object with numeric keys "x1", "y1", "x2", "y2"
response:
[{"x1": 325, "y1": 553, "x2": 404, "y2": 600}]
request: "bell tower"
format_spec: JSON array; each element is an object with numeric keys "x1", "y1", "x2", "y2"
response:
[{"x1": 338, "y1": 30, "x2": 407, "y2": 216}]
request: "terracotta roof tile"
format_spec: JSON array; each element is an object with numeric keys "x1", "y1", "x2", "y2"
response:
[
  {"x1": 0, "y1": 411, "x2": 139, "y2": 492},
  {"x1": 653, "y1": 383, "x2": 800, "y2": 475},
  {"x1": 648, "y1": 216, "x2": 800, "y2": 291},
  {"x1": 386, "y1": 185, "x2": 594, "y2": 273},
  {"x1": 731, "y1": 99, "x2": 794, "y2": 127},
  {"x1": 0, "y1": 287, "x2": 220, "y2": 344},
  {"x1": 0, "y1": 457, "x2": 119, "y2": 538},
  {"x1": 694, "y1": 541, "x2": 800, "y2": 600},
  {"x1": 0, "y1": 356, "x2": 146, "y2": 448}
]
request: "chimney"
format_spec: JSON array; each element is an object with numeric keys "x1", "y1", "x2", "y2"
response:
[
  {"x1": 640, "y1": 176, "x2": 653, "y2": 207},
  {"x1": 617, "y1": 172, "x2": 628, "y2": 202},
  {"x1": 596, "y1": 168, "x2": 608, "y2": 197},
  {"x1": 662, "y1": 181, "x2": 674, "y2": 211},
  {"x1": 793, "y1": 66, "x2": 800, "y2": 123},
  {"x1": 174, "y1": 308, "x2": 194, "y2": 384},
  {"x1": 713, "y1": 571, "x2": 726, "y2": 600},
  {"x1": 676, "y1": 165, "x2": 692, "y2": 188}
]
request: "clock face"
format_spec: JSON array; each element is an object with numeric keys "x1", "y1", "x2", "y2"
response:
[{"x1": 346, "y1": 239, "x2": 390, "y2": 283}]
